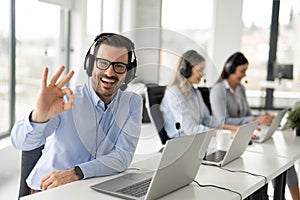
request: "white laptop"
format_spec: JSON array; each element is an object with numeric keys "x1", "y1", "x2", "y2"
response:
[
  {"x1": 90, "y1": 130, "x2": 214, "y2": 200},
  {"x1": 253, "y1": 108, "x2": 289, "y2": 143},
  {"x1": 203, "y1": 121, "x2": 258, "y2": 167}
]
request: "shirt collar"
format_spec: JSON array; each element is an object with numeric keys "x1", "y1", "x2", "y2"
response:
[{"x1": 223, "y1": 79, "x2": 242, "y2": 94}]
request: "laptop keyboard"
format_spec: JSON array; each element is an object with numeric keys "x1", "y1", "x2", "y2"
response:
[
  {"x1": 204, "y1": 150, "x2": 227, "y2": 162},
  {"x1": 116, "y1": 178, "x2": 152, "y2": 198}
]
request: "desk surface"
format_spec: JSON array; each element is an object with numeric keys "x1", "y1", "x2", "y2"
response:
[
  {"x1": 247, "y1": 129, "x2": 300, "y2": 161},
  {"x1": 21, "y1": 154, "x2": 240, "y2": 200},
  {"x1": 222, "y1": 151, "x2": 294, "y2": 183},
  {"x1": 20, "y1": 130, "x2": 299, "y2": 200}
]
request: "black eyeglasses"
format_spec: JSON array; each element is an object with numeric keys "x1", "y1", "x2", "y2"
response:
[{"x1": 95, "y1": 57, "x2": 128, "y2": 74}]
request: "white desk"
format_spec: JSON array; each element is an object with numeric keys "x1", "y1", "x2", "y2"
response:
[
  {"x1": 21, "y1": 154, "x2": 242, "y2": 200},
  {"x1": 197, "y1": 151, "x2": 294, "y2": 199},
  {"x1": 245, "y1": 129, "x2": 300, "y2": 199},
  {"x1": 247, "y1": 129, "x2": 300, "y2": 161},
  {"x1": 19, "y1": 131, "x2": 298, "y2": 200},
  {"x1": 196, "y1": 164, "x2": 265, "y2": 199},
  {"x1": 222, "y1": 151, "x2": 294, "y2": 184}
]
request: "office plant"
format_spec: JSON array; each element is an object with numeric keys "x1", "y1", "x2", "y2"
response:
[{"x1": 287, "y1": 106, "x2": 300, "y2": 136}]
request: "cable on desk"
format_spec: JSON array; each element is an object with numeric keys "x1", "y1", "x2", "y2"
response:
[
  {"x1": 202, "y1": 163, "x2": 268, "y2": 184},
  {"x1": 193, "y1": 180, "x2": 242, "y2": 200},
  {"x1": 220, "y1": 167, "x2": 268, "y2": 185}
]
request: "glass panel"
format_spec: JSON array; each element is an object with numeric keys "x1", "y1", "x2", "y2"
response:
[
  {"x1": 0, "y1": 0, "x2": 9, "y2": 136},
  {"x1": 274, "y1": 0, "x2": 300, "y2": 108},
  {"x1": 15, "y1": 0, "x2": 60, "y2": 122},
  {"x1": 161, "y1": 0, "x2": 212, "y2": 85},
  {"x1": 241, "y1": 0, "x2": 272, "y2": 108}
]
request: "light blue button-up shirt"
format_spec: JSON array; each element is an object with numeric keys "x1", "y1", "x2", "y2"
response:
[
  {"x1": 10, "y1": 82, "x2": 143, "y2": 190},
  {"x1": 160, "y1": 85, "x2": 217, "y2": 138}
]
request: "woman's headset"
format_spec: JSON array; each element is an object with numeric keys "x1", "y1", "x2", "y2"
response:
[
  {"x1": 83, "y1": 33, "x2": 137, "y2": 85},
  {"x1": 180, "y1": 50, "x2": 197, "y2": 78},
  {"x1": 224, "y1": 52, "x2": 242, "y2": 75}
]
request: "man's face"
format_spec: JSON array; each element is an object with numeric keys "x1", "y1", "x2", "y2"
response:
[{"x1": 92, "y1": 44, "x2": 128, "y2": 102}]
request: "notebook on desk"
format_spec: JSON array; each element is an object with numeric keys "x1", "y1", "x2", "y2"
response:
[
  {"x1": 203, "y1": 121, "x2": 258, "y2": 167},
  {"x1": 252, "y1": 108, "x2": 288, "y2": 143},
  {"x1": 90, "y1": 130, "x2": 214, "y2": 200}
]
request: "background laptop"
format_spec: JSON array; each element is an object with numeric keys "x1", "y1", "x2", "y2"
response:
[
  {"x1": 253, "y1": 108, "x2": 288, "y2": 143},
  {"x1": 203, "y1": 121, "x2": 258, "y2": 167},
  {"x1": 90, "y1": 130, "x2": 214, "y2": 200}
]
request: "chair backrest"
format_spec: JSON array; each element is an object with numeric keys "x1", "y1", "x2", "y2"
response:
[
  {"x1": 198, "y1": 87, "x2": 212, "y2": 115},
  {"x1": 144, "y1": 84, "x2": 170, "y2": 145},
  {"x1": 19, "y1": 145, "x2": 44, "y2": 198}
]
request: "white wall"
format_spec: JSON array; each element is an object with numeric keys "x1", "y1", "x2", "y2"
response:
[
  {"x1": 66, "y1": 0, "x2": 245, "y2": 85},
  {"x1": 208, "y1": 0, "x2": 244, "y2": 85}
]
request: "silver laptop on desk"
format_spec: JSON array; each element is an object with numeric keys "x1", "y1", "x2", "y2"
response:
[
  {"x1": 203, "y1": 121, "x2": 258, "y2": 167},
  {"x1": 253, "y1": 108, "x2": 288, "y2": 143},
  {"x1": 90, "y1": 130, "x2": 214, "y2": 200}
]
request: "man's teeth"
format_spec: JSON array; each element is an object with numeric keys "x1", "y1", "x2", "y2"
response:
[{"x1": 101, "y1": 77, "x2": 116, "y2": 83}]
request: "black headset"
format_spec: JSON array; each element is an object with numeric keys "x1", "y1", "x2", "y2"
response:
[
  {"x1": 224, "y1": 52, "x2": 241, "y2": 75},
  {"x1": 83, "y1": 33, "x2": 137, "y2": 85},
  {"x1": 180, "y1": 50, "x2": 196, "y2": 78}
]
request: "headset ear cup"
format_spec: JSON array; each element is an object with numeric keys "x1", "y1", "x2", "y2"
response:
[
  {"x1": 180, "y1": 60, "x2": 192, "y2": 78},
  {"x1": 125, "y1": 59, "x2": 137, "y2": 84},
  {"x1": 85, "y1": 54, "x2": 95, "y2": 77}
]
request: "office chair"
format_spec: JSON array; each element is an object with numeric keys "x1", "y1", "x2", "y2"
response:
[
  {"x1": 198, "y1": 87, "x2": 212, "y2": 115},
  {"x1": 18, "y1": 145, "x2": 44, "y2": 198},
  {"x1": 144, "y1": 83, "x2": 170, "y2": 145}
]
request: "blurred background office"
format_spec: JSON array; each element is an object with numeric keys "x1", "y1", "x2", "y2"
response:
[
  {"x1": 1, "y1": 0, "x2": 300, "y2": 199},
  {"x1": 1, "y1": 0, "x2": 300, "y2": 139}
]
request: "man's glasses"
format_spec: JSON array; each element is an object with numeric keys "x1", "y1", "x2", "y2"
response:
[{"x1": 95, "y1": 58, "x2": 128, "y2": 74}]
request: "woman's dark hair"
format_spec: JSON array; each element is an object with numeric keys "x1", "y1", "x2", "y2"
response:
[{"x1": 218, "y1": 52, "x2": 248, "y2": 82}]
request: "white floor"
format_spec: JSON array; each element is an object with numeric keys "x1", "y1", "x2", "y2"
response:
[{"x1": 0, "y1": 122, "x2": 298, "y2": 200}]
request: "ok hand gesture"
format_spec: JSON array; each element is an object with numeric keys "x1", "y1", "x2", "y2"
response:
[{"x1": 31, "y1": 66, "x2": 75, "y2": 123}]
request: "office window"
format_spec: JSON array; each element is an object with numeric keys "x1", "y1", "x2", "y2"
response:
[
  {"x1": 241, "y1": 0, "x2": 272, "y2": 107},
  {"x1": 15, "y1": 0, "x2": 60, "y2": 122},
  {"x1": 274, "y1": 0, "x2": 300, "y2": 108},
  {"x1": 241, "y1": 0, "x2": 272, "y2": 90},
  {"x1": 161, "y1": 0, "x2": 212, "y2": 85},
  {"x1": 0, "y1": 0, "x2": 9, "y2": 136},
  {"x1": 242, "y1": 0, "x2": 300, "y2": 109}
]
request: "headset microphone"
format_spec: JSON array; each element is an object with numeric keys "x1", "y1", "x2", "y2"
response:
[
  {"x1": 245, "y1": 79, "x2": 248, "y2": 84},
  {"x1": 175, "y1": 122, "x2": 181, "y2": 137}
]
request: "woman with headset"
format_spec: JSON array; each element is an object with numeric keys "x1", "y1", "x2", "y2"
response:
[
  {"x1": 160, "y1": 50, "x2": 238, "y2": 139},
  {"x1": 210, "y1": 51, "x2": 274, "y2": 126},
  {"x1": 210, "y1": 51, "x2": 300, "y2": 200}
]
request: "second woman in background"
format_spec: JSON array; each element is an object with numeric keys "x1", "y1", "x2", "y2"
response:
[
  {"x1": 210, "y1": 51, "x2": 300, "y2": 200},
  {"x1": 160, "y1": 50, "x2": 238, "y2": 138}
]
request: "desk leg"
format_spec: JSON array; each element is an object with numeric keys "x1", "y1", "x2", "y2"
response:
[
  {"x1": 273, "y1": 170, "x2": 287, "y2": 200},
  {"x1": 246, "y1": 184, "x2": 269, "y2": 200}
]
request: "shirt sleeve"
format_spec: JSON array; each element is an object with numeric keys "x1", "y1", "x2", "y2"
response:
[
  {"x1": 10, "y1": 111, "x2": 60, "y2": 151},
  {"x1": 78, "y1": 94, "x2": 143, "y2": 178}
]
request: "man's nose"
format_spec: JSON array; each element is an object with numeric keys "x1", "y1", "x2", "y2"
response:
[{"x1": 105, "y1": 64, "x2": 115, "y2": 76}]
